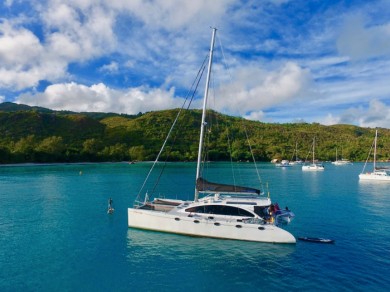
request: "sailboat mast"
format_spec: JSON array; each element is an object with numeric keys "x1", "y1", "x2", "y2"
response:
[
  {"x1": 374, "y1": 129, "x2": 378, "y2": 170},
  {"x1": 195, "y1": 28, "x2": 217, "y2": 202},
  {"x1": 313, "y1": 137, "x2": 315, "y2": 164}
]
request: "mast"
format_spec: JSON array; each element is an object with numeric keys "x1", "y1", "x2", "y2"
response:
[
  {"x1": 195, "y1": 27, "x2": 217, "y2": 201},
  {"x1": 373, "y1": 129, "x2": 378, "y2": 170},
  {"x1": 312, "y1": 137, "x2": 315, "y2": 164}
]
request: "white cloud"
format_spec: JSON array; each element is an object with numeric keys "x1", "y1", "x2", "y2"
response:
[
  {"x1": 244, "y1": 111, "x2": 265, "y2": 121},
  {"x1": 0, "y1": 1, "x2": 117, "y2": 91},
  {"x1": 99, "y1": 62, "x2": 119, "y2": 74},
  {"x1": 0, "y1": 95, "x2": 5, "y2": 103},
  {"x1": 215, "y1": 62, "x2": 312, "y2": 115},
  {"x1": 0, "y1": 21, "x2": 68, "y2": 90},
  {"x1": 0, "y1": 22, "x2": 42, "y2": 67},
  {"x1": 41, "y1": 1, "x2": 116, "y2": 59},
  {"x1": 15, "y1": 82, "x2": 191, "y2": 114},
  {"x1": 319, "y1": 99, "x2": 390, "y2": 128}
]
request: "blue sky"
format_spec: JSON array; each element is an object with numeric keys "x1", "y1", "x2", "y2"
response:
[{"x1": 1, "y1": 0, "x2": 390, "y2": 128}]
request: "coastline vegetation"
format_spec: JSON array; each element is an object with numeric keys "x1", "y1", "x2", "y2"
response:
[{"x1": 1, "y1": 102, "x2": 389, "y2": 164}]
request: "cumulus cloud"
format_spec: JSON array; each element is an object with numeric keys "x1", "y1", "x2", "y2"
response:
[
  {"x1": 15, "y1": 82, "x2": 190, "y2": 114},
  {"x1": 0, "y1": 0, "x2": 117, "y2": 90},
  {"x1": 244, "y1": 111, "x2": 265, "y2": 121},
  {"x1": 0, "y1": 21, "x2": 66, "y2": 90},
  {"x1": 215, "y1": 62, "x2": 312, "y2": 115},
  {"x1": 42, "y1": 1, "x2": 117, "y2": 59},
  {"x1": 320, "y1": 99, "x2": 390, "y2": 128},
  {"x1": 99, "y1": 62, "x2": 119, "y2": 74}
]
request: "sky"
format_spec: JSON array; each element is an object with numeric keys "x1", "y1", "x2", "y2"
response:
[{"x1": 1, "y1": 0, "x2": 390, "y2": 128}]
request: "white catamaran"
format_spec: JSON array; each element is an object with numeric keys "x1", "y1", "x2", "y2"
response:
[
  {"x1": 359, "y1": 129, "x2": 390, "y2": 181},
  {"x1": 127, "y1": 28, "x2": 296, "y2": 243}
]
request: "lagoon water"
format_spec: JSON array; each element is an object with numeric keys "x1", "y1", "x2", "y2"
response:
[{"x1": 1, "y1": 162, "x2": 389, "y2": 291}]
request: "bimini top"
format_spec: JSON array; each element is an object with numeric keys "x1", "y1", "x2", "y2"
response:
[{"x1": 196, "y1": 177, "x2": 261, "y2": 194}]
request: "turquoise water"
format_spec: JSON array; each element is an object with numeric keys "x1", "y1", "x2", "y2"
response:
[{"x1": 1, "y1": 162, "x2": 389, "y2": 291}]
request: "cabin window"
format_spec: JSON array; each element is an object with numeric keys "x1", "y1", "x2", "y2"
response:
[
  {"x1": 254, "y1": 206, "x2": 270, "y2": 217},
  {"x1": 185, "y1": 205, "x2": 254, "y2": 217}
]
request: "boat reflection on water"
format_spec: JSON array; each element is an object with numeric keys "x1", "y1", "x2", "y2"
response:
[
  {"x1": 126, "y1": 229, "x2": 295, "y2": 264},
  {"x1": 358, "y1": 180, "x2": 389, "y2": 218}
]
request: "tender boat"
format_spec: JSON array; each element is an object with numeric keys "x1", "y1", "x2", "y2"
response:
[
  {"x1": 128, "y1": 28, "x2": 296, "y2": 243},
  {"x1": 275, "y1": 160, "x2": 292, "y2": 167},
  {"x1": 298, "y1": 237, "x2": 334, "y2": 244}
]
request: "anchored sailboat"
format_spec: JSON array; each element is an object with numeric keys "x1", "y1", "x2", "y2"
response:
[
  {"x1": 331, "y1": 148, "x2": 352, "y2": 165},
  {"x1": 302, "y1": 137, "x2": 324, "y2": 171},
  {"x1": 359, "y1": 129, "x2": 390, "y2": 181},
  {"x1": 127, "y1": 28, "x2": 296, "y2": 243}
]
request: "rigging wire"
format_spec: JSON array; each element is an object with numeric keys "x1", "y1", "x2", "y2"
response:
[
  {"x1": 134, "y1": 54, "x2": 208, "y2": 203},
  {"x1": 150, "y1": 62, "x2": 207, "y2": 196},
  {"x1": 361, "y1": 136, "x2": 375, "y2": 173},
  {"x1": 216, "y1": 33, "x2": 264, "y2": 192}
]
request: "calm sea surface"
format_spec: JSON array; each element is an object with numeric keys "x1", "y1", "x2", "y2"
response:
[{"x1": 0, "y1": 162, "x2": 389, "y2": 291}]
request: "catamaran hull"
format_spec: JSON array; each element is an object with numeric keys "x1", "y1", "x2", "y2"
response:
[
  {"x1": 359, "y1": 173, "x2": 390, "y2": 181},
  {"x1": 128, "y1": 208, "x2": 296, "y2": 244},
  {"x1": 302, "y1": 165, "x2": 324, "y2": 171}
]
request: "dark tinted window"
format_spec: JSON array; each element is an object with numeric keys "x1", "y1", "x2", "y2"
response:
[{"x1": 185, "y1": 205, "x2": 254, "y2": 217}]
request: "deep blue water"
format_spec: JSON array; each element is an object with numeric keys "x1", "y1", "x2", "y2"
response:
[{"x1": 1, "y1": 162, "x2": 389, "y2": 291}]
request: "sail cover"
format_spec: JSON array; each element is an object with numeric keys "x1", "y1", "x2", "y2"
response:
[{"x1": 196, "y1": 177, "x2": 260, "y2": 194}]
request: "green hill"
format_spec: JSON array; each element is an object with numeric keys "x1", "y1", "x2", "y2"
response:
[{"x1": 0, "y1": 102, "x2": 389, "y2": 164}]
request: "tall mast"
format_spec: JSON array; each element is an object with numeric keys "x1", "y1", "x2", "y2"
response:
[
  {"x1": 313, "y1": 137, "x2": 315, "y2": 164},
  {"x1": 374, "y1": 129, "x2": 378, "y2": 170},
  {"x1": 195, "y1": 27, "x2": 217, "y2": 201}
]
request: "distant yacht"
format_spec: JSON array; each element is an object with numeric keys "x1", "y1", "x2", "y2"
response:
[
  {"x1": 332, "y1": 148, "x2": 352, "y2": 165},
  {"x1": 332, "y1": 159, "x2": 352, "y2": 166},
  {"x1": 289, "y1": 141, "x2": 303, "y2": 165},
  {"x1": 275, "y1": 160, "x2": 292, "y2": 167},
  {"x1": 302, "y1": 137, "x2": 324, "y2": 171},
  {"x1": 359, "y1": 129, "x2": 390, "y2": 181}
]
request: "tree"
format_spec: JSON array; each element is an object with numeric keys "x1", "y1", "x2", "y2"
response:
[
  {"x1": 128, "y1": 146, "x2": 146, "y2": 161},
  {"x1": 12, "y1": 135, "x2": 37, "y2": 162},
  {"x1": 36, "y1": 136, "x2": 65, "y2": 161},
  {"x1": 100, "y1": 143, "x2": 128, "y2": 161}
]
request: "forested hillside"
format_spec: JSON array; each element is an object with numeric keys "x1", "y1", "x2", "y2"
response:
[{"x1": 0, "y1": 102, "x2": 389, "y2": 164}]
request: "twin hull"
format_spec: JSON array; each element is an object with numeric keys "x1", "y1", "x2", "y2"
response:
[
  {"x1": 128, "y1": 208, "x2": 296, "y2": 244},
  {"x1": 359, "y1": 173, "x2": 390, "y2": 181}
]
